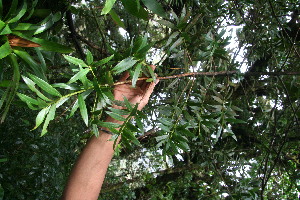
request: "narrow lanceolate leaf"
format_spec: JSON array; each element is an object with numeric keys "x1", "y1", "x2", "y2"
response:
[
  {"x1": 212, "y1": 95, "x2": 223, "y2": 104},
  {"x1": 13, "y1": 48, "x2": 45, "y2": 80},
  {"x1": 123, "y1": 129, "x2": 140, "y2": 146},
  {"x1": 41, "y1": 104, "x2": 56, "y2": 136},
  {"x1": 141, "y1": 0, "x2": 166, "y2": 18},
  {"x1": 106, "y1": 111, "x2": 126, "y2": 121},
  {"x1": 170, "y1": 37, "x2": 184, "y2": 51},
  {"x1": 21, "y1": 76, "x2": 52, "y2": 101},
  {"x1": 17, "y1": 93, "x2": 39, "y2": 105},
  {"x1": 86, "y1": 49, "x2": 93, "y2": 65},
  {"x1": 0, "y1": 41, "x2": 12, "y2": 59},
  {"x1": 33, "y1": 106, "x2": 50, "y2": 130},
  {"x1": 7, "y1": 0, "x2": 27, "y2": 23},
  {"x1": 68, "y1": 68, "x2": 90, "y2": 84},
  {"x1": 112, "y1": 57, "x2": 137, "y2": 74},
  {"x1": 101, "y1": 0, "x2": 117, "y2": 15},
  {"x1": 225, "y1": 118, "x2": 246, "y2": 124},
  {"x1": 109, "y1": 9, "x2": 125, "y2": 28},
  {"x1": 63, "y1": 55, "x2": 88, "y2": 68},
  {"x1": 28, "y1": 74, "x2": 61, "y2": 97},
  {"x1": 93, "y1": 55, "x2": 114, "y2": 67},
  {"x1": 132, "y1": 63, "x2": 142, "y2": 87},
  {"x1": 0, "y1": 54, "x2": 20, "y2": 123},
  {"x1": 33, "y1": 12, "x2": 61, "y2": 35},
  {"x1": 78, "y1": 94, "x2": 88, "y2": 126},
  {"x1": 109, "y1": 107, "x2": 130, "y2": 116},
  {"x1": 120, "y1": 0, "x2": 148, "y2": 20},
  {"x1": 98, "y1": 121, "x2": 121, "y2": 129},
  {"x1": 30, "y1": 38, "x2": 73, "y2": 53},
  {"x1": 147, "y1": 65, "x2": 156, "y2": 82}
]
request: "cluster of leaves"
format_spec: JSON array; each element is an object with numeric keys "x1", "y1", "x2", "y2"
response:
[{"x1": 0, "y1": 0, "x2": 72, "y2": 123}]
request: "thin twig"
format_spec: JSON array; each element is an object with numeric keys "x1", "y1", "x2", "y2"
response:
[{"x1": 113, "y1": 71, "x2": 300, "y2": 86}]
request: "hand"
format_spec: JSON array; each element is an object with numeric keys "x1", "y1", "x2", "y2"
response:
[{"x1": 113, "y1": 65, "x2": 159, "y2": 111}]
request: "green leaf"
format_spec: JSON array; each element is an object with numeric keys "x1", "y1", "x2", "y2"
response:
[
  {"x1": 31, "y1": 38, "x2": 73, "y2": 53},
  {"x1": 127, "y1": 123, "x2": 139, "y2": 132},
  {"x1": 28, "y1": 74, "x2": 61, "y2": 97},
  {"x1": 231, "y1": 105, "x2": 243, "y2": 112},
  {"x1": 0, "y1": 1, "x2": 3, "y2": 18},
  {"x1": 64, "y1": 55, "x2": 88, "y2": 68},
  {"x1": 170, "y1": 37, "x2": 184, "y2": 51},
  {"x1": 106, "y1": 111, "x2": 126, "y2": 121},
  {"x1": 0, "y1": 54, "x2": 20, "y2": 123},
  {"x1": 68, "y1": 90, "x2": 92, "y2": 118},
  {"x1": 13, "y1": 47, "x2": 45, "y2": 80},
  {"x1": 101, "y1": 0, "x2": 117, "y2": 15},
  {"x1": 33, "y1": 106, "x2": 50, "y2": 130},
  {"x1": 109, "y1": 107, "x2": 130, "y2": 116},
  {"x1": 123, "y1": 128, "x2": 140, "y2": 146},
  {"x1": 21, "y1": 76, "x2": 51, "y2": 101},
  {"x1": 109, "y1": 9, "x2": 126, "y2": 28},
  {"x1": 86, "y1": 49, "x2": 93, "y2": 65},
  {"x1": 33, "y1": 12, "x2": 61, "y2": 35},
  {"x1": 52, "y1": 83, "x2": 79, "y2": 90},
  {"x1": 120, "y1": 0, "x2": 149, "y2": 20},
  {"x1": 123, "y1": 96, "x2": 133, "y2": 110},
  {"x1": 4, "y1": 0, "x2": 18, "y2": 22},
  {"x1": 147, "y1": 65, "x2": 156, "y2": 82},
  {"x1": 68, "y1": 68, "x2": 90, "y2": 84},
  {"x1": 212, "y1": 95, "x2": 223, "y2": 104},
  {"x1": 11, "y1": 31, "x2": 72, "y2": 53},
  {"x1": 157, "y1": 20, "x2": 175, "y2": 28},
  {"x1": 23, "y1": 0, "x2": 39, "y2": 20},
  {"x1": 93, "y1": 54, "x2": 114, "y2": 67},
  {"x1": 78, "y1": 94, "x2": 88, "y2": 126},
  {"x1": 17, "y1": 93, "x2": 39, "y2": 105},
  {"x1": 41, "y1": 104, "x2": 56, "y2": 136},
  {"x1": 69, "y1": 99, "x2": 79, "y2": 118},
  {"x1": 56, "y1": 97, "x2": 69, "y2": 108},
  {"x1": 0, "y1": 20, "x2": 5, "y2": 30},
  {"x1": 0, "y1": 24, "x2": 12, "y2": 35},
  {"x1": 177, "y1": 141, "x2": 190, "y2": 151},
  {"x1": 112, "y1": 57, "x2": 137, "y2": 74},
  {"x1": 0, "y1": 41, "x2": 11, "y2": 60},
  {"x1": 0, "y1": 158, "x2": 8, "y2": 162},
  {"x1": 98, "y1": 121, "x2": 121, "y2": 129},
  {"x1": 141, "y1": 0, "x2": 166, "y2": 18},
  {"x1": 225, "y1": 118, "x2": 247, "y2": 124},
  {"x1": 7, "y1": 0, "x2": 27, "y2": 23},
  {"x1": 35, "y1": 49, "x2": 46, "y2": 73},
  {"x1": 132, "y1": 63, "x2": 142, "y2": 87}
]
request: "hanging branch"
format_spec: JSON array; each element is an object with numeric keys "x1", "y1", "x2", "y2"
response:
[{"x1": 113, "y1": 71, "x2": 300, "y2": 86}]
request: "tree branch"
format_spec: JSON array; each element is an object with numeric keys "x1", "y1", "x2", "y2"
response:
[{"x1": 113, "y1": 71, "x2": 300, "y2": 86}]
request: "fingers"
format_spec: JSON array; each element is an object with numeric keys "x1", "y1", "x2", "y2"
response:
[
  {"x1": 138, "y1": 79, "x2": 159, "y2": 110},
  {"x1": 118, "y1": 71, "x2": 130, "y2": 82},
  {"x1": 149, "y1": 64, "x2": 156, "y2": 71}
]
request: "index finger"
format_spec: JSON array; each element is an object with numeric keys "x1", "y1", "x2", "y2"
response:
[{"x1": 118, "y1": 71, "x2": 130, "y2": 82}]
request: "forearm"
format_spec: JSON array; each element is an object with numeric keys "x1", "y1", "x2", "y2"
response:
[{"x1": 61, "y1": 117, "x2": 122, "y2": 200}]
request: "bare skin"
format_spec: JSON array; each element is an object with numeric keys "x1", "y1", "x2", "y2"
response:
[{"x1": 61, "y1": 66, "x2": 158, "y2": 200}]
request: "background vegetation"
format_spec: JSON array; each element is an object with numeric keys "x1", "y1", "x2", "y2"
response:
[{"x1": 0, "y1": 0, "x2": 299, "y2": 199}]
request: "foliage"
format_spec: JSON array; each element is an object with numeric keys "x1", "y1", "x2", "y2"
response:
[{"x1": 1, "y1": 0, "x2": 300, "y2": 199}]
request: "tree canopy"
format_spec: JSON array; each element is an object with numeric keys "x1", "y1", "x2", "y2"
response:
[{"x1": 0, "y1": 0, "x2": 299, "y2": 199}]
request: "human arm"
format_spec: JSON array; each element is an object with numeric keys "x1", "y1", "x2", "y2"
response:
[{"x1": 61, "y1": 66, "x2": 158, "y2": 200}]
